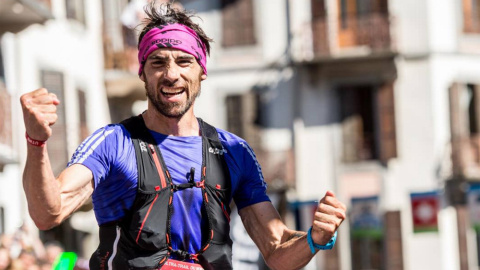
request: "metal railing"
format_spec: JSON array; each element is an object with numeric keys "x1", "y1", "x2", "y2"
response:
[
  {"x1": 294, "y1": 12, "x2": 394, "y2": 61},
  {"x1": 103, "y1": 25, "x2": 139, "y2": 73}
]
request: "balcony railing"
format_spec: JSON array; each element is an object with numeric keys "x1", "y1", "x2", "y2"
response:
[
  {"x1": 295, "y1": 12, "x2": 394, "y2": 61},
  {"x1": 103, "y1": 25, "x2": 139, "y2": 74}
]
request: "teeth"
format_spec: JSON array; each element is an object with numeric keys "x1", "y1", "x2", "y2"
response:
[{"x1": 161, "y1": 87, "x2": 184, "y2": 95}]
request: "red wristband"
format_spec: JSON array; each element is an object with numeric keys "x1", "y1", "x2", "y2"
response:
[{"x1": 25, "y1": 132, "x2": 47, "y2": 147}]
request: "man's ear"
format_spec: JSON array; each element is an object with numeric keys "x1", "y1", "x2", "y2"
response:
[
  {"x1": 201, "y1": 74, "x2": 207, "y2": 81},
  {"x1": 140, "y1": 71, "x2": 145, "y2": 82}
]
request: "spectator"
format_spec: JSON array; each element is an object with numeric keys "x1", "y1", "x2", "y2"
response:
[{"x1": 0, "y1": 247, "x2": 11, "y2": 270}]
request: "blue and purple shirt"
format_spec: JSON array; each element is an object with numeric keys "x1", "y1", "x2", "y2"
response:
[{"x1": 68, "y1": 123, "x2": 269, "y2": 255}]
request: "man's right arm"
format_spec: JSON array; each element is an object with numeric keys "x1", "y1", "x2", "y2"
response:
[{"x1": 21, "y1": 88, "x2": 94, "y2": 230}]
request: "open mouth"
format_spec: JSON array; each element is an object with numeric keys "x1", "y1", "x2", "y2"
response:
[{"x1": 161, "y1": 87, "x2": 185, "y2": 97}]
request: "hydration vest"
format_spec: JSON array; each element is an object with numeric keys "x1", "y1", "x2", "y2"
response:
[{"x1": 89, "y1": 115, "x2": 233, "y2": 270}]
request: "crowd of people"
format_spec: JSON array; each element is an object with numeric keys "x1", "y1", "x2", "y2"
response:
[{"x1": 0, "y1": 225, "x2": 87, "y2": 270}]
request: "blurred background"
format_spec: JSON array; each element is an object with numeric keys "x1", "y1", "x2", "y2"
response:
[{"x1": 0, "y1": 0, "x2": 479, "y2": 269}]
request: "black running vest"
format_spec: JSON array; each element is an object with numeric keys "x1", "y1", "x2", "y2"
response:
[{"x1": 89, "y1": 115, "x2": 233, "y2": 270}]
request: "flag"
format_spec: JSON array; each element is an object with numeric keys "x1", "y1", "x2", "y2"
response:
[
  {"x1": 410, "y1": 191, "x2": 439, "y2": 233},
  {"x1": 350, "y1": 196, "x2": 382, "y2": 239}
]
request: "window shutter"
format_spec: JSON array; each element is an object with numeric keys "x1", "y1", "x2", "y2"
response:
[
  {"x1": 78, "y1": 89, "x2": 89, "y2": 141},
  {"x1": 311, "y1": 0, "x2": 326, "y2": 18},
  {"x1": 376, "y1": 81, "x2": 397, "y2": 163},
  {"x1": 384, "y1": 211, "x2": 404, "y2": 270},
  {"x1": 41, "y1": 71, "x2": 68, "y2": 176},
  {"x1": 221, "y1": 0, "x2": 256, "y2": 47},
  {"x1": 449, "y1": 83, "x2": 469, "y2": 177},
  {"x1": 311, "y1": 0, "x2": 329, "y2": 56}
]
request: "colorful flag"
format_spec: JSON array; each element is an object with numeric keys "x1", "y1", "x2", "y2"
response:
[
  {"x1": 350, "y1": 196, "x2": 382, "y2": 239},
  {"x1": 410, "y1": 191, "x2": 439, "y2": 233}
]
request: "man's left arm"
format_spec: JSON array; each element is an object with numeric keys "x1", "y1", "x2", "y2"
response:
[{"x1": 239, "y1": 190, "x2": 346, "y2": 270}]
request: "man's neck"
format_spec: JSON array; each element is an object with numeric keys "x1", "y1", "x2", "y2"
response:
[{"x1": 142, "y1": 109, "x2": 200, "y2": 137}]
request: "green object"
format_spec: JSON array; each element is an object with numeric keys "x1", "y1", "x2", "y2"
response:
[{"x1": 52, "y1": 252, "x2": 78, "y2": 270}]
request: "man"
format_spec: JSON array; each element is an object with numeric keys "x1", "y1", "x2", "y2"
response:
[{"x1": 20, "y1": 3, "x2": 346, "y2": 270}]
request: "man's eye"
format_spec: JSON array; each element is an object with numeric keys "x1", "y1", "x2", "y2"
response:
[
  {"x1": 178, "y1": 60, "x2": 193, "y2": 65},
  {"x1": 152, "y1": 61, "x2": 165, "y2": 66}
]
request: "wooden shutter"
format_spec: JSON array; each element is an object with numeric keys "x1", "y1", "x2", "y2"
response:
[
  {"x1": 449, "y1": 83, "x2": 469, "y2": 176},
  {"x1": 384, "y1": 211, "x2": 404, "y2": 270},
  {"x1": 78, "y1": 89, "x2": 89, "y2": 141},
  {"x1": 226, "y1": 95, "x2": 244, "y2": 137},
  {"x1": 456, "y1": 206, "x2": 469, "y2": 270},
  {"x1": 221, "y1": 0, "x2": 256, "y2": 47},
  {"x1": 463, "y1": 0, "x2": 480, "y2": 33},
  {"x1": 41, "y1": 70, "x2": 68, "y2": 176},
  {"x1": 376, "y1": 81, "x2": 397, "y2": 163},
  {"x1": 311, "y1": 0, "x2": 326, "y2": 18},
  {"x1": 311, "y1": 0, "x2": 329, "y2": 56}
]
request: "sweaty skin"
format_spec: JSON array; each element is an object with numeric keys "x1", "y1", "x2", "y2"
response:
[{"x1": 20, "y1": 47, "x2": 346, "y2": 270}]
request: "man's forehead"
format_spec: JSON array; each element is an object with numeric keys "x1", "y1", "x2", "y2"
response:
[{"x1": 147, "y1": 48, "x2": 195, "y2": 59}]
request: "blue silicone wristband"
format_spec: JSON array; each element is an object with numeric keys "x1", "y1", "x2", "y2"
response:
[{"x1": 307, "y1": 227, "x2": 337, "y2": 254}]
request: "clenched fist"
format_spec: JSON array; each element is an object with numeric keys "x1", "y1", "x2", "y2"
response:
[
  {"x1": 20, "y1": 88, "x2": 60, "y2": 142},
  {"x1": 311, "y1": 191, "x2": 347, "y2": 245}
]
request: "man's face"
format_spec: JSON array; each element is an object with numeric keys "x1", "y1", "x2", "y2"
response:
[{"x1": 141, "y1": 48, "x2": 207, "y2": 119}]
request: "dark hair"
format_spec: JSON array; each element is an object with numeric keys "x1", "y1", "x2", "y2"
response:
[{"x1": 138, "y1": 1, "x2": 213, "y2": 55}]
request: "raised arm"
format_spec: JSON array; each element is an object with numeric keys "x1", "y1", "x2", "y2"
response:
[
  {"x1": 239, "y1": 191, "x2": 346, "y2": 270},
  {"x1": 21, "y1": 88, "x2": 94, "y2": 230}
]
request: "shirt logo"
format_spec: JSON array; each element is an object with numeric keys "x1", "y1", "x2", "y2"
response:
[
  {"x1": 209, "y1": 147, "x2": 227, "y2": 155},
  {"x1": 140, "y1": 142, "x2": 148, "y2": 152}
]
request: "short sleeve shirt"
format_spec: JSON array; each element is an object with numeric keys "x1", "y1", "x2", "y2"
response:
[{"x1": 68, "y1": 123, "x2": 269, "y2": 254}]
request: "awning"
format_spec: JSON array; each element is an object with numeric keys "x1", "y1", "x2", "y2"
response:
[
  {"x1": 0, "y1": 0, "x2": 54, "y2": 34},
  {"x1": 105, "y1": 70, "x2": 145, "y2": 99}
]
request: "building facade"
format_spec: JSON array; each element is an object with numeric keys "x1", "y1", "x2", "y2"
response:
[
  {"x1": 50, "y1": 0, "x2": 480, "y2": 269},
  {"x1": 0, "y1": 0, "x2": 110, "y2": 258}
]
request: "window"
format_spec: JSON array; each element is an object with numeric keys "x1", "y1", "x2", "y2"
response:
[
  {"x1": 226, "y1": 93, "x2": 262, "y2": 148},
  {"x1": 336, "y1": 0, "x2": 390, "y2": 49},
  {"x1": 339, "y1": 82, "x2": 397, "y2": 163},
  {"x1": 66, "y1": 0, "x2": 85, "y2": 24},
  {"x1": 221, "y1": 0, "x2": 256, "y2": 47},
  {"x1": 468, "y1": 84, "x2": 480, "y2": 136},
  {"x1": 41, "y1": 70, "x2": 68, "y2": 176},
  {"x1": 449, "y1": 83, "x2": 480, "y2": 176}
]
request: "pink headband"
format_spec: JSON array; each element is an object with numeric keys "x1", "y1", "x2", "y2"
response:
[{"x1": 138, "y1": 23, "x2": 207, "y2": 76}]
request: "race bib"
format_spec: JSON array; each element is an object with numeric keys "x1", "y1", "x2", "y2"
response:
[{"x1": 161, "y1": 259, "x2": 204, "y2": 270}]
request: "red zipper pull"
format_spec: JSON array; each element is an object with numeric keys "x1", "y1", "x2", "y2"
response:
[{"x1": 149, "y1": 144, "x2": 155, "y2": 154}]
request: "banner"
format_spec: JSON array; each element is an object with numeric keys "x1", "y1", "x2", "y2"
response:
[
  {"x1": 410, "y1": 191, "x2": 439, "y2": 233},
  {"x1": 288, "y1": 200, "x2": 318, "y2": 231},
  {"x1": 350, "y1": 196, "x2": 382, "y2": 239},
  {"x1": 468, "y1": 184, "x2": 480, "y2": 232}
]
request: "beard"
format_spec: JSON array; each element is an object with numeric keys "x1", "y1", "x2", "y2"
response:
[{"x1": 144, "y1": 76, "x2": 201, "y2": 119}]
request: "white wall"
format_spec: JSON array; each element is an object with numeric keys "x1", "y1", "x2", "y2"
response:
[{"x1": 1, "y1": 0, "x2": 109, "y2": 233}]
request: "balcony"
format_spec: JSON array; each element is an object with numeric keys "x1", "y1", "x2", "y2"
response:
[
  {"x1": 294, "y1": 12, "x2": 394, "y2": 62},
  {"x1": 103, "y1": 25, "x2": 139, "y2": 74},
  {"x1": 0, "y1": 0, "x2": 53, "y2": 34}
]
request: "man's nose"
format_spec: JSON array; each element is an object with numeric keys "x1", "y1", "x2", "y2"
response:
[{"x1": 164, "y1": 63, "x2": 180, "y2": 82}]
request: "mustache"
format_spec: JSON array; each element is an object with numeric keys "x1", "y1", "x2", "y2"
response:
[{"x1": 158, "y1": 79, "x2": 182, "y2": 88}]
